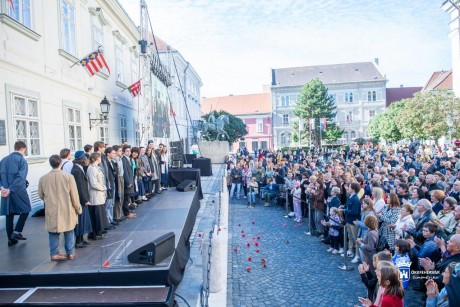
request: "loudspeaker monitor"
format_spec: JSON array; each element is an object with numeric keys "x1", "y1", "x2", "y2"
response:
[
  {"x1": 127, "y1": 232, "x2": 175, "y2": 265},
  {"x1": 176, "y1": 179, "x2": 196, "y2": 192}
]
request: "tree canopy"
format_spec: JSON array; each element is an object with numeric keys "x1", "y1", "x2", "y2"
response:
[
  {"x1": 293, "y1": 78, "x2": 342, "y2": 145},
  {"x1": 202, "y1": 110, "x2": 247, "y2": 144},
  {"x1": 369, "y1": 90, "x2": 460, "y2": 143}
]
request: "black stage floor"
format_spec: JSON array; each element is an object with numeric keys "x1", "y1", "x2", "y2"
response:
[{"x1": 0, "y1": 188, "x2": 200, "y2": 289}]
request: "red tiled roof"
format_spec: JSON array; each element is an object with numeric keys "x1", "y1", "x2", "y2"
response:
[
  {"x1": 201, "y1": 93, "x2": 271, "y2": 116},
  {"x1": 386, "y1": 87, "x2": 422, "y2": 106},
  {"x1": 422, "y1": 70, "x2": 452, "y2": 92},
  {"x1": 147, "y1": 33, "x2": 175, "y2": 52}
]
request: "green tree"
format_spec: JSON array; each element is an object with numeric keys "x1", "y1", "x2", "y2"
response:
[
  {"x1": 293, "y1": 78, "x2": 340, "y2": 146},
  {"x1": 322, "y1": 122, "x2": 343, "y2": 143},
  {"x1": 397, "y1": 90, "x2": 460, "y2": 142},
  {"x1": 369, "y1": 100, "x2": 405, "y2": 142},
  {"x1": 202, "y1": 110, "x2": 247, "y2": 144}
]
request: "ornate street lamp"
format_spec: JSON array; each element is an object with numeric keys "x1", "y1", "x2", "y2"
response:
[{"x1": 89, "y1": 96, "x2": 111, "y2": 130}]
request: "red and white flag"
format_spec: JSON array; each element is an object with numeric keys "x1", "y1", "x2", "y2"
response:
[
  {"x1": 79, "y1": 48, "x2": 110, "y2": 76},
  {"x1": 309, "y1": 118, "x2": 315, "y2": 130},
  {"x1": 320, "y1": 118, "x2": 327, "y2": 130},
  {"x1": 127, "y1": 80, "x2": 141, "y2": 98},
  {"x1": 170, "y1": 105, "x2": 176, "y2": 117},
  {"x1": 8, "y1": 0, "x2": 14, "y2": 11}
]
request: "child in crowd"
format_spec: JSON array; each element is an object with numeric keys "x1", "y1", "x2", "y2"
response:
[
  {"x1": 292, "y1": 180, "x2": 302, "y2": 222},
  {"x1": 322, "y1": 207, "x2": 341, "y2": 254},
  {"x1": 392, "y1": 239, "x2": 412, "y2": 289}
]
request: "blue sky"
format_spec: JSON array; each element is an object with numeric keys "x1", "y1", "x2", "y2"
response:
[{"x1": 119, "y1": 0, "x2": 451, "y2": 97}]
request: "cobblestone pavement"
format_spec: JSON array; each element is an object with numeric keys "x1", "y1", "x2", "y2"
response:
[{"x1": 227, "y1": 197, "x2": 425, "y2": 307}]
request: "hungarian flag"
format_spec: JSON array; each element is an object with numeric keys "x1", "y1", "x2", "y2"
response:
[
  {"x1": 127, "y1": 80, "x2": 141, "y2": 98},
  {"x1": 79, "y1": 48, "x2": 110, "y2": 76},
  {"x1": 170, "y1": 105, "x2": 176, "y2": 117},
  {"x1": 309, "y1": 118, "x2": 315, "y2": 130},
  {"x1": 8, "y1": 0, "x2": 14, "y2": 11},
  {"x1": 320, "y1": 118, "x2": 327, "y2": 130}
]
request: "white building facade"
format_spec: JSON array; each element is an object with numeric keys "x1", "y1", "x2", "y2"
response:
[
  {"x1": 0, "y1": 0, "x2": 168, "y2": 213},
  {"x1": 443, "y1": 0, "x2": 460, "y2": 96},
  {"x1": 271, "y1": 62, "x2": 387, "y2": 148},
  {"x1": 158, "y1": 46, "x2": 202, "y2": 153}
]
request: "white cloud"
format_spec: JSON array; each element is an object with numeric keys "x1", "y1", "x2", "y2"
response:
[{"x1": 118, "y1": 0, "x2": 451, "y2": 97}]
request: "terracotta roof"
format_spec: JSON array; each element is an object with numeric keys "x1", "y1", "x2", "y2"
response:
[
  {"x1": 386, "y1": 87, "x2": 422, "y2": 106},
  {"x1": 147, "y1": 33, "x2": 175, "y2": 52},
  {"x1": 271, "y1": 62, "x2": 385, "y2": 87},
  {"x1": 201, "y1": 93, "x2": 271, "y2": 116},
  {"x1": 422, "y1": 70, "x2": 452, "y2": 92}
]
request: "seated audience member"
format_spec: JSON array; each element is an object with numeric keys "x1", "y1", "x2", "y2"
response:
[
  {"x1": 431, "y1": 190, "x2": 445, "y2": 216},
  {"x1": 261, "y1": 178, "x2": 279, "y2": 207}
]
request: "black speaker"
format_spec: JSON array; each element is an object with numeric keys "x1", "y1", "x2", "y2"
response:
[
  {"x1": 127, "y1": 232, "x2": 175, "y2": 265},
  {"x1": 171, "y1": 153, "x2": 184, "y2": 161},
  {"x1": 170, "y1": 147, "x2": 183, "y2": 154},
  {"x1": 176, "y1": 179, "x2": 196, "y2": 192},
  {"x1": 170, "y1": 141, "x2": 181, "y2": 148}
]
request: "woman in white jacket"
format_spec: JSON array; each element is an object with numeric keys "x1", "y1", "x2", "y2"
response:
[
  {"x1": 392, "y1": 203, "x2": 415, "y2": 239},
  {"x1": 436, "y1": 197, "x2": 457, "y2": 236},
  {"x1": 86, "y1": 152, "x2": 107, "y2": 240}
]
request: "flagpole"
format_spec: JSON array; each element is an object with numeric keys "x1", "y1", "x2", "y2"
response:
[
  {"x1": 121, "y1": 76, "x2": 145, "y2": 92},
  {"x1": 319, "y1": 119, "x2": 323, "y2": 151}
]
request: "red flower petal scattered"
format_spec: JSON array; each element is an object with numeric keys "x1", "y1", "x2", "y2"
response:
[
  {"x1": 234, "y1": 248, "x2": 238, "y2": 252},
  {"x1": 255, "y1": 242, "x2": 259, "y2": 247},
  {"x1": 257, "y1": 236, "x2": 261, "y2": 240},
  {"x1": 242, "y1": 234, "x2": 246, "y2": 238},
  {"x1": 263, "y1": 263, "x2": 267, "y2": 268},
  {"x1": 198, "y1": 233, "x2": 202, "y2": 237},
  {"x1": 247, "y1": 243, "x2": 251, "y2": 247},
  {"x1": 241, "y1": 230, "x2": 244, "y2": 233},
  {"x1": 246, "y1": 267, "x2": 251, "y2": 272},
  {"x1": 248, "y1": 257, "x2": 252, "y2": 261},
  {"x1": 256, "y1": 249, "x2": 260, "y2": 253},
  {"x1": 261, "y1": 258, "x2": 266, "y2": 263}
]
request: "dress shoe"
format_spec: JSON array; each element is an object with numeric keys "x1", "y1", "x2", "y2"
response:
[
  {"x1": 75, "y1": 242, "x2": 87, "y2": 248},
  {"x1": 10, "y1": 233, "x2": 27, "y2": 240},
  {"x1": 135, "y1": 199, "x2": 142, "y2": 205},
  {"x1": 8, "y1": 239, "x2": 18, "y2": 247},
  {"x1": 50, "y1": 254, "x2": 67, "y2": 261},
  {"x1": 107, "y1": 225, "x2": 116, "y2": 230},
  {"x1": 111, "y1": 221, "x2": 119, "y2": 226},
  {"x1": 88, "y1": 235, "x2": 104, "y2": 240},
  {"x1": 82, "y1": 240, "x2": 91, "y2": 246},
  {"x1": 101, "y1": 230, "x2": 108, "y2": 234},
  {"x1": 67, "y1": 254, "x2": 76, "y2": 260}
]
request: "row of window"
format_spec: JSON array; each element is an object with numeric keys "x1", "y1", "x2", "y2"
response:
[
  {"x1": 277, "y1": 90, "x2": 381, "y2": 107},
  {"x1": 279, "y1": 110, "x2": 376, "y2": 127},
  {"x1": 10, "y1": 92, "x2": 141, "y2": 157},
  {"x1": 238, "y1": 140, "x2": 268, "y2": 151},
  {"x1": 7, "y1": 0, "x2": 138, "y2": 85}
]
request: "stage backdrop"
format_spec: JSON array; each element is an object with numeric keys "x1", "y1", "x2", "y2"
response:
[{"x1": 151, "y1": 75, "x2": 170, "y2": 138}]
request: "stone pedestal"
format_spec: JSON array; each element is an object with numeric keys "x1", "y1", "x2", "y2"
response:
[{"x1": 199, "y1": 141, "x2": 229, "y2": 164}]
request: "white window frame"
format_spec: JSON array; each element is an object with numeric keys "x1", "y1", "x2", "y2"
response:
[
  {"x1": 98, "y1": 126, "x2": 109, "y2": 145},
  {"x1": 92, "y1": 24, "x2": 103, "y2": 50},
  {"x1": 369, "y1": 110, "x2": 376, "y2": 119},
  {"x1": 60, "y1": 0, "x2": 76, "y2": 56},
  {"x1": 120, "y1": 115, "x2": 127, "y2": 143},
  {"x1": 66, "y1": 107, "x2": 82, "y2": 151},
  {"x1": 239, "y1": 141, "x2": 246, "y2": 149},
  {"x1": 251, "y1": 140, "x2": 258, "y2": 151},
  {"x1": 8, "y1": 0, "x2": 32, "y2": 28},
  {"x1": 115, "y1": 44, "x2": 124, "y2": 83},
  {"x1": 367, "y1": 91, "x2": 372, "y2": 102},
  {"x1": 282, "y1": 114, "x2": 289, "y2": 126},
  {"x1": 256, "y1": 119, "x2": 263, "y2": 132},
  {"x1": 11, "y1": 92, "x2": 41, "y2": 157}
]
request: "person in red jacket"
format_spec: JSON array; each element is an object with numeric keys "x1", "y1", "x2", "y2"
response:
[{"x1": 359, "y1": 261, "x2": 404, "y2": 307}]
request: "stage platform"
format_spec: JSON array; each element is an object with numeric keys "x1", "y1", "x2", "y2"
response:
[{"x1": 0, "y1": 188, "x2": 200, "y2": 290}]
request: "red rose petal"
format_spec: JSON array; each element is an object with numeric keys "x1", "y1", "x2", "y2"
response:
[
  {"x1": 246, "y1": 267, "x2": 251, "y2": 272},
  {"x1": 242, "y1": 234, "x2": 246, "y2": 238},
  {"x1": 247, "y1": 243, "x2": 251, "y2": 247},
  {"x1": 263, "y1": 264, "x2": 267, "y2": 268},
  {"x1": 255, "y1": 242, "x2": 259, "y2": 247},
  {"x1": 234, "y1": 248, "x2": 238, "y2": 252},
  {"x1": 248, "y1": 257, "x2": 252, "y2": 261},
  {"x1": 256, "y1": 249, "x2": 260, "y2": 253}
]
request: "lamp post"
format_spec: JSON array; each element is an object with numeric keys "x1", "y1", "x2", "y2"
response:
[{"x1": 89, "y1": 96, "x2": 111, "y2": 130}]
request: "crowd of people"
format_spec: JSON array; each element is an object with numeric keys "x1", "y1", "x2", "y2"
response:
[
  {"x1": 1, "y1": 140, "x2": 169, "y2": 261},
  {"x1": 226, "y1": 143, "x2": 460, "y2": 306}
]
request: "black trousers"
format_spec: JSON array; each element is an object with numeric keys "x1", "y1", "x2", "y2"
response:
[
  {"x1": 122, "y1": 191, "x2": 131, "y2": 216},
  {"x1": 6, "y1": 213, "x2": 29, "y2": 240}
]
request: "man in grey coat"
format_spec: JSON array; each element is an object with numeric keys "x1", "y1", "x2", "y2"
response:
[{"x1": 0, "y1": 141, "x2": 31, "y2": 247}]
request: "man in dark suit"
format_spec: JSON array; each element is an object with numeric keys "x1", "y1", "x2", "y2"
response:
[
  {"x1": 121, "y1": 146, "x2": 136, "y2": 219},
  {"x1": 150, "y1": 141, "x2": 161, "y2": 195},
  {"x1": 0, "y1": 141, "x2": 31, "y2": 247},
  {"x1": 339, "y1": 182, "x2": 361, "y2": 259}
]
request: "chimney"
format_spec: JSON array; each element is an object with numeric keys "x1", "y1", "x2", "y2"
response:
[
  {"x1": 271, "y1": 69, "x2": 276, "y2": 86},
  {"x1": 374, "y1": 58, "x2": 379, "y2": 65}
]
